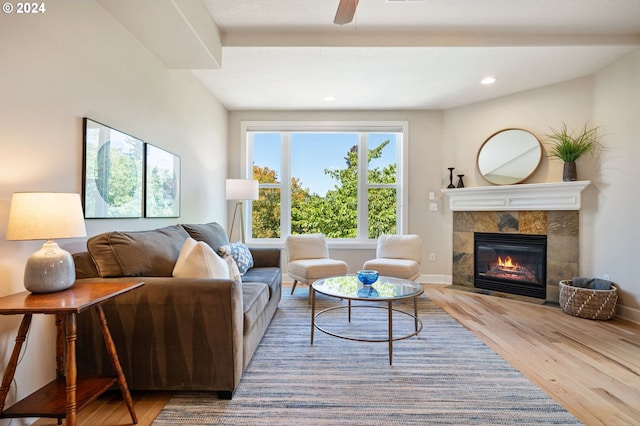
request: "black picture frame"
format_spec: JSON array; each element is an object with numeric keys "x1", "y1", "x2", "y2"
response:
[
  {"x1": 82, "y1": 118, "x2": 144, "y2": 218},
  {"x1": 145, "y1": 143, "x2": 181, "y2": 218}
]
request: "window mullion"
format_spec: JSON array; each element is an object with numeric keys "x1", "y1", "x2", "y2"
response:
[
  {"x1": 282, "y1": 132, "x2": 291, "y2": 237},
  {"x1": 244, "y1": 131, "x2": 254, "y2": 240},
  {"x1": 397, "y1": 129, "x2": 406, "y2": 234},
  {"x1": 357, "y1": 133, "x2": 368, "y2": 240}
]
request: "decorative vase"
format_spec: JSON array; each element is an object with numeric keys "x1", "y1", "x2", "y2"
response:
[
  {"x1": 563, "y1": 162, "x2": 577, "y2": 182},
  {"x1": 456, "y1": 174, "x2": 465, "y2": 188},
  {"x1": 357, "y1": 270, "x2": 379, "y2": 285},
  {"x1": 447, "y1": 168, "x2": 455, "y2": 188}
]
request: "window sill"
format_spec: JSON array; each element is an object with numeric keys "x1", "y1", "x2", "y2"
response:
[{"x1": 245, "y1": 239, "x2": 378, "y2": 250}]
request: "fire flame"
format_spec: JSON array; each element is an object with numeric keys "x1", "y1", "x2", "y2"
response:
[{"x1": 497, "y1": 256, "x2": 518, "y2": 269}]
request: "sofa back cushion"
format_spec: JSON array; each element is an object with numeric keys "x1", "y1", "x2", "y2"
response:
[
  {"x1": 73, "y1": 252, "x2": 99, "y2": 279},
  {"x1": 182, "y1": 222, "x2": 230, "y2": 251},
  {"x1": 87, "y1": 224, "x2": 190, "y2": 277}
]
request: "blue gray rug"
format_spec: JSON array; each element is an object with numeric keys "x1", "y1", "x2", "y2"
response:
[{"x1": 153, "y1": 289, "x2": 580, "y2": 425}]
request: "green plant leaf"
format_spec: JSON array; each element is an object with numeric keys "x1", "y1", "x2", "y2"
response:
[{"x1": 544, "y1": 123, "x2": 602, "y2": 162}]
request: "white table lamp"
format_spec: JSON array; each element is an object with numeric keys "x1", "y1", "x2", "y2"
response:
[
  {"x1": 6, "y1": 192, "x2": 87, "y2": 293},
  {"x1": 226, "y1": 179, "x2": 259, "y2": 243}
]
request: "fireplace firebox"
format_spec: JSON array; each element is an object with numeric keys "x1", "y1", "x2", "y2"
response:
[{"x1": 474, "y1": 232, "x2": 547, "y2": 299}]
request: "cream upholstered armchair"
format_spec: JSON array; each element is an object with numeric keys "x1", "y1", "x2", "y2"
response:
[
  {"x1": 285, "y1": 234, "x2": 348, "y2": 299},
  {"x1": 363, "y1": 234, "x2": 422, "y2": 281}
]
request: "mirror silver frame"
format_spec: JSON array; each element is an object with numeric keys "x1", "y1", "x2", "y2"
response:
[{"x1": 477, "y1": 128, "x2": 542, "y2": 185}]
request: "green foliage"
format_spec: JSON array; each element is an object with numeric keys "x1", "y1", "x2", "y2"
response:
[
  {"x1": 252, "y1": 166, "x2": 281, "y2": 238},
  {"x1": 147, "y1": 165, "x2": 177, "y2": 217},
  {"x1": 88, "y1": 137, "x2": 143, "y2": 217},
  {"x1": 252, "y1": 141, "x2": 397, "y2": 239},
  {"x1": 545, "y1": 123, "x2": 602, "y2": 163}
]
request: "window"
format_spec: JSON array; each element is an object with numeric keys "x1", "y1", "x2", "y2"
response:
[{"x1": 243, "y1": 122, "x2": 407, "y2": 243}]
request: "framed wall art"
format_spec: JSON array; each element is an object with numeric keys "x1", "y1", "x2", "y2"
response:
[
  {"x1": 145, "y1": 143, "x2": 181, "y2": 218},
  {"x1": 82, "y1": 118, "x2": 144, "y2": 218}
]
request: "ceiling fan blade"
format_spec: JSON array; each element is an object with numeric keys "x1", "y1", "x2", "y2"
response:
[{"x1": 334, "y1": 0, "x2": 359, "y2": 25}]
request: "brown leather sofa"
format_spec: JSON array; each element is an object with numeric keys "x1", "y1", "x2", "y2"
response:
[{"x1": 73, "y1": 222, "x2": 281, "y2": 399}]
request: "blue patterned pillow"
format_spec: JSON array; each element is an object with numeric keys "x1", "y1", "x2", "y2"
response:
[{"x1": 228, "y1": 241, "x2": 253, "y2": 275}]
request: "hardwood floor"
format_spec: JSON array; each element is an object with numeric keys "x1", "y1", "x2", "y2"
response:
[
  {"x1": 33, "y1": 284, "x2": 639, "y2": 425},
  {"x1": 425, "y1": 285, "x2": 640, "y2": 426}
]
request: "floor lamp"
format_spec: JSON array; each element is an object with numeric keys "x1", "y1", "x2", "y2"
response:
[{"x1": 226, "y1": 179, "x2": 259, "y2": 243}]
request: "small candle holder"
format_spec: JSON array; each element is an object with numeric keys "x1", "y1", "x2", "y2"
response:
[{"x1": 447, "y1": 168, "x2": 455, "y2": 188}]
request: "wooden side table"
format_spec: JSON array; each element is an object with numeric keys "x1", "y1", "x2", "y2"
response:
[{"x1": 0, "y1": 280, "x2": 144, "y2": 426}]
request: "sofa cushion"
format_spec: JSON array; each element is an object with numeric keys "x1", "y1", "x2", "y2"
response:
[
  {"x1": 242, "y1": 267, "x2": 281, "y2": 299},
  {"x1": 173, "y1": 238, "x2": 230, "y2": 279},
  {"x1": 241, "y1": 283, "x2": 269, "y2": 333},
  {"x1": 73, "y1": 252, "x2": 99, "y2": 279},
  {"x1": 182, "y1": 223, "x2": 230, "y2": 252},
  {"x1": 87, "y1": 225, "x2": 190, "y2": 277}
]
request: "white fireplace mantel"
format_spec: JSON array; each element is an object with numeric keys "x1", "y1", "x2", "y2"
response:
[{"x1": 441, "y1": 181, "x2": 591, "y2": 211}]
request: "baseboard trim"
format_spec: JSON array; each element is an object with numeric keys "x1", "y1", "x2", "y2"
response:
[
  {"x1": 617, "y1": 304, "x2": 640, "y2": 324},
  {"x1": 419, "y1": 274, "x2": 452, "y2": 285}
]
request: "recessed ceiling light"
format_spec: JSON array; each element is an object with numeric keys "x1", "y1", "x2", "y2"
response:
[
  {"x1": 481, "y1": 77, "x2": 496, "y2": 85},
  {"x1": 324, "y1": 96, "x2": 336, "y2": 102}
]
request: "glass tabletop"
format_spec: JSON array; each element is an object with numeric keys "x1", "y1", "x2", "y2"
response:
[{"x1": 312, "y1": 275, "x2": 423, "y2": 301}]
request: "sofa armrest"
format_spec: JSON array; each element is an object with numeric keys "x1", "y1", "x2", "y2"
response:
[
  {"x1": 249, "y1": 247, "x2": 281, "y2": 268},
  {"x1": 75, "y1": 276, "x2": 244, "y2": 393}
]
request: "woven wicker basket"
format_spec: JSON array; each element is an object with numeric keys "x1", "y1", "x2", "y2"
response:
[{"x1": 559, "y1": 280, "x2": 618, "y2": 320}]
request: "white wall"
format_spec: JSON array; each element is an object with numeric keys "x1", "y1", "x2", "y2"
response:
[
  {"x1": 591, "y1": 50, "x2": 640, "y2": 320},
  {"x1": 443, "y1": 77, "x2": 595, "y2": 188},
  {"x1": 0, "y1": 2, "x2": 227, "y2": 422}
]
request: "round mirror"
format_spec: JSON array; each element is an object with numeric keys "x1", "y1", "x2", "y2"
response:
[{"x1": 477, "y1": 128, "x2": 542, "y2": 185}]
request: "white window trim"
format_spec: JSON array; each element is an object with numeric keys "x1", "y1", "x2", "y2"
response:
[{"x1": 240, "y1": 120, "x2": 409, "y2": 247}]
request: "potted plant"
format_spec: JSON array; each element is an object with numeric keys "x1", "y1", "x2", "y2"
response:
[{"x1": 545, "y1": 123, "x2": 602, "y2": 181}]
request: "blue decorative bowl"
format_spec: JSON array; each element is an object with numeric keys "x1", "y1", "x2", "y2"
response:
[
  {"x1": 357, "y1": 270, "x2": 379, "y2": 285},
  {"x1": 357, "y1": 286, "x2": 379, "y2": 298}
]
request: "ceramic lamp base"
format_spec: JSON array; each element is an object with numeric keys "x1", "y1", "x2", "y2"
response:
[{"x1": 24, "y1": 240, "x2": 76, "y2": 293}]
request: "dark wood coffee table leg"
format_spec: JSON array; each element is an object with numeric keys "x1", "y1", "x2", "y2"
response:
[{"x1": 95, "y1": 305, "x2": 138, "y2": 424}]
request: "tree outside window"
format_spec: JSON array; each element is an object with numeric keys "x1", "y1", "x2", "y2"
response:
[{"x1": 247, "y1": 124, "x2": 404, "y2": 241}]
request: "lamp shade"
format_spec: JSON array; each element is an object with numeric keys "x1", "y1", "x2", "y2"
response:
[
  {"x1": 225, "y1": 179, "x2": 259, "y2": 201},
  {"x1": 7, "y1": 192, "x2": 87, "y2": 241}
]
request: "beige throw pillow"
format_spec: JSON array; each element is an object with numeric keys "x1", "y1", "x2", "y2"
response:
[{"x1": 173, "y1": 237, "x2": 230, "y2": 279}]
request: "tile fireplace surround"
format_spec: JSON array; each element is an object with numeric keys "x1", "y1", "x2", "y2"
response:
[{"x1": 442, "y1": 181, "x2": 590, "y2": 303}]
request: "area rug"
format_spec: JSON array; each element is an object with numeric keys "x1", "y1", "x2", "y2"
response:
[{"x1": 153, "y1": 289, "x2": 580, "y2": 425}]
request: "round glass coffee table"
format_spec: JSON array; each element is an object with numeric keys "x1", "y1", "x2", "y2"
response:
[{"x1": 311, "y1": 275, "x2": 424, "y2": 365}]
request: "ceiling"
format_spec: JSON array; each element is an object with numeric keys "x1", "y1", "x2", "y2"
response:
[{"x1": 99, "y1": 0, "x2": 640, "y2": 110}]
